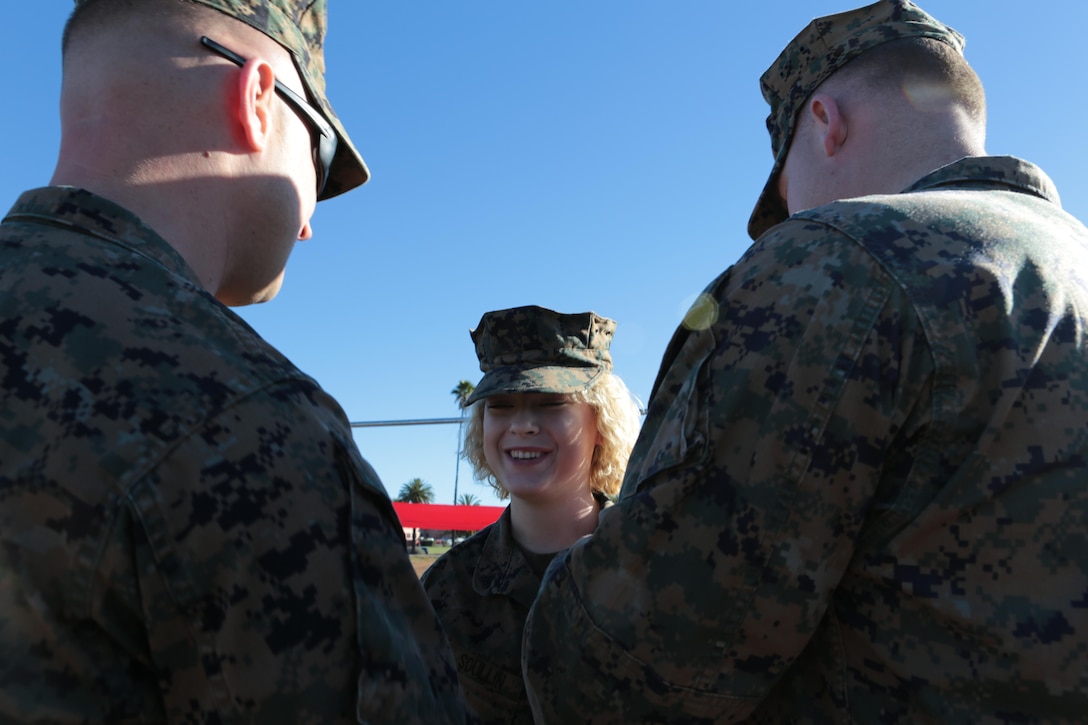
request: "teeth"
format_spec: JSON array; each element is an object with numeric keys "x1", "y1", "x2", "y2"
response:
[{"x1": 510, "y1": 450, "x2": 542, "y2": 460}]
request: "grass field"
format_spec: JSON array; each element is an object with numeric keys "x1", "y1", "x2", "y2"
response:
[
  {"x1": 408, "y1": 545, "x2": 450, "y2": 578},
  {"x1": 410, "y1": 554, "x2": 437, "y2": 578}
]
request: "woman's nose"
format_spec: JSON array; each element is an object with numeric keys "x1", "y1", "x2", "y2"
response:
[{"x1": 509, "y1": 407, "x2": 539, "y2": 434}]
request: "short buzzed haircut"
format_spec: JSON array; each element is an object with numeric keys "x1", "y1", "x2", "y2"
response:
[
  {"x1": 62, "y1": 0, "x2": 198, "y2": 55},
  {"x1": 833, "y1": 36, "x2": 986, "y2": 126}
]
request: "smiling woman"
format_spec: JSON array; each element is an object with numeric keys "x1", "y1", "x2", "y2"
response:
[
  {"x1": 480, "y1": 392, "x2": 600, "y2": 504},
  {"x1": 419, "y1": 305, "x2": 642, "y2": 724}
]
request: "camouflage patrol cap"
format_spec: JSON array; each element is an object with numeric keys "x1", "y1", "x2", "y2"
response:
[
  {"x1": 466, "y1": 306, "x2": 616, "y2": 405},
  {"x1": 747, "y1": 0, "x2": 964, "y2": 240},
  {"x1": 73, "y1": 0, "x2": 369, "y2": 200}
]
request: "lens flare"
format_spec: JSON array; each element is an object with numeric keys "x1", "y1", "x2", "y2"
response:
[{"x1": 681, "y1": 293, "x2": 719, "y2": 331}]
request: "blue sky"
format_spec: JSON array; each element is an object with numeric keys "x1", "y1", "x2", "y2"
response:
[{"x1": 3, "y1": 2, "x2": 1085, "y2": 507}]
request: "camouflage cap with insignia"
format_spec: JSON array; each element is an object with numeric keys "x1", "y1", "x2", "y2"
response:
[
  {"x1": 74, "y1": 0, "x2": 369, "y2": 200},
  {"x1": 747, "y1": 0, "x2": 965, "y2": 240},
  {"x1": 466, "y1": 306, "x2": 615, "y2": 405}
]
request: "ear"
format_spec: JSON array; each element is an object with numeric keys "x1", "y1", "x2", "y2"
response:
[
  {"x1": 235, "y1": 58, "x2": 277, "y2": 152},
  {"x1": 808, "y1": 93, "x2": 848, "y2": 158}
]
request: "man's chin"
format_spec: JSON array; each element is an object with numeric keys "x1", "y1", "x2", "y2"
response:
[{"x1": 217, "y1": 273, "x2": 285, "y2": 307}]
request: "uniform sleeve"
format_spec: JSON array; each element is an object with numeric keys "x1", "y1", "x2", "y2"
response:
[
  {"x1": 523, "y1": 223, "x2": 933, "y2": 723},
  {"x1": 96, "y1": 379, "x2": 470, "y2": 723}
]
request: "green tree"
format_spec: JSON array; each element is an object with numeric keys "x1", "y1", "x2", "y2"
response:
[
  {"x1": 396, "y1": 477, "x2": 434, "y2": 553},
  {"x1": 396, "y1": 477, "x2": 435, "y2": 503},
  {"x1": 450, "y1": 380, "x2": 475, "y2": 504}
]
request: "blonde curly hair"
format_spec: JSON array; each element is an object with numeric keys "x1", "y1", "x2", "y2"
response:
[{"x1": 462, "y1": 372, "x2": 642, "y2": 501}]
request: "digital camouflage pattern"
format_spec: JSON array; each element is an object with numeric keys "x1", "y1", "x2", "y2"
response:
[
  {"x1": 748, "y1": 0, "x2": 964, "y2": 240},
  {"x1": 0, "y1": 187, "x2": 469, "y2": 723},
  {"x1": 466, "y1": 306, "x2": 615, "y2": 404},
  {"x1": 72, "y1": 0, "x2": 368, "y2": 198},
  {"x1": 424, "y1": 494, "x2": 612, "y2": 725},
  {"x1": 422, "y1": 508, "x2": 551, "y2": 725},
  {"x1": 523, "y1": 157, "x2": 1088, "y2": 723}
]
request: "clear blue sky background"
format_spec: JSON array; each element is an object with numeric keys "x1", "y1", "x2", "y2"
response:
[{"x1": 3, "y1": 2, "x2": 1085, "y2": 508}]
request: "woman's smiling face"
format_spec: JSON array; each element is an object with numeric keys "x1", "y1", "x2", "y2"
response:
[{"x1": 482, "y1": 392, "x2": 600, "y2": 503}]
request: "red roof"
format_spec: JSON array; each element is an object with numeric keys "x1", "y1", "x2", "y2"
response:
[{"x1": 392, "y1": 502, "x2": 506, "y2": 530}]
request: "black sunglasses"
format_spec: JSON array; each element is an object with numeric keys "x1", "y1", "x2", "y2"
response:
[{"x1": 200, "y1": 36, "x2": 336, "y2": 198}]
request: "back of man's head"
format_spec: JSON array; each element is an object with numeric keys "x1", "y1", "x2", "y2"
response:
[
  {"x1": 63, "y1": 0, "x2": 367, "y2": 199},
  {"x1": 828, "y1": 36, "x2": 985, "y2": 126},
  {"x1": 748, "y1": 0, "x2": 982, "y2": 239}
]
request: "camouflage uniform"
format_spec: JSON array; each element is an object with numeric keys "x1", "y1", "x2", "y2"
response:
[
  {"x1": 424, "y1": 306, "x2": 626, "y2": 723},
  {"x1": 523, "y1": 154, "x2": 1088, "y2": 722},
  {"x1": 422, "y1": 493, "x2": 612, "y2": 725},
  {"x1": 525, "y1": 2, "x2": 1088, "y2": 720},
  {"x1": 0, "y1": 188, "x2": 469, "y2": 723}
]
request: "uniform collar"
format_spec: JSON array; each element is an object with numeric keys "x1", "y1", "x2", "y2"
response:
[
  {"x1": 905, "y1": 156, "x2": 1062, "y2": 206},
  {"x1": 4, "y1": 187, "x2": 203, "y2": 286},
  {"x1": 471, "y1": 492, "x2": 613, "y2": 607},
  {"x1": 472, "y1": 507, "x2": 541, "y2": 608}
]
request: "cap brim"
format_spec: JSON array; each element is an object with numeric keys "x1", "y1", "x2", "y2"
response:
[
  {"x1": 319, "y1": 105, "x2": 370, "y2": 200},
  {"x1": 747, "y1": 148, "x2": 790, "y2": 240},
  {"x1": 466, "y1": 366, "x2": 605, "y2": 405},
  {"x1": 297, "y1": 67, "x2": 369, "y2": 201}
]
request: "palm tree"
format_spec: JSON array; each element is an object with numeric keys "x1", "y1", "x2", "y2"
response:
[
  {"x1": 396, "y1": 477, "x2": 434, "y2": 553},
  {"x1": 450, "y1": 380, "x2": 475, "y2": 504},
  {"x1": 396, "y1": 477, "x2": 435, "y2": 503}
]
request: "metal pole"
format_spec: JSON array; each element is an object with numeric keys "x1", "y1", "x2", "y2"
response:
[{"x1": 350, "y1": 417, "x2": 463, "y2": 428}]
